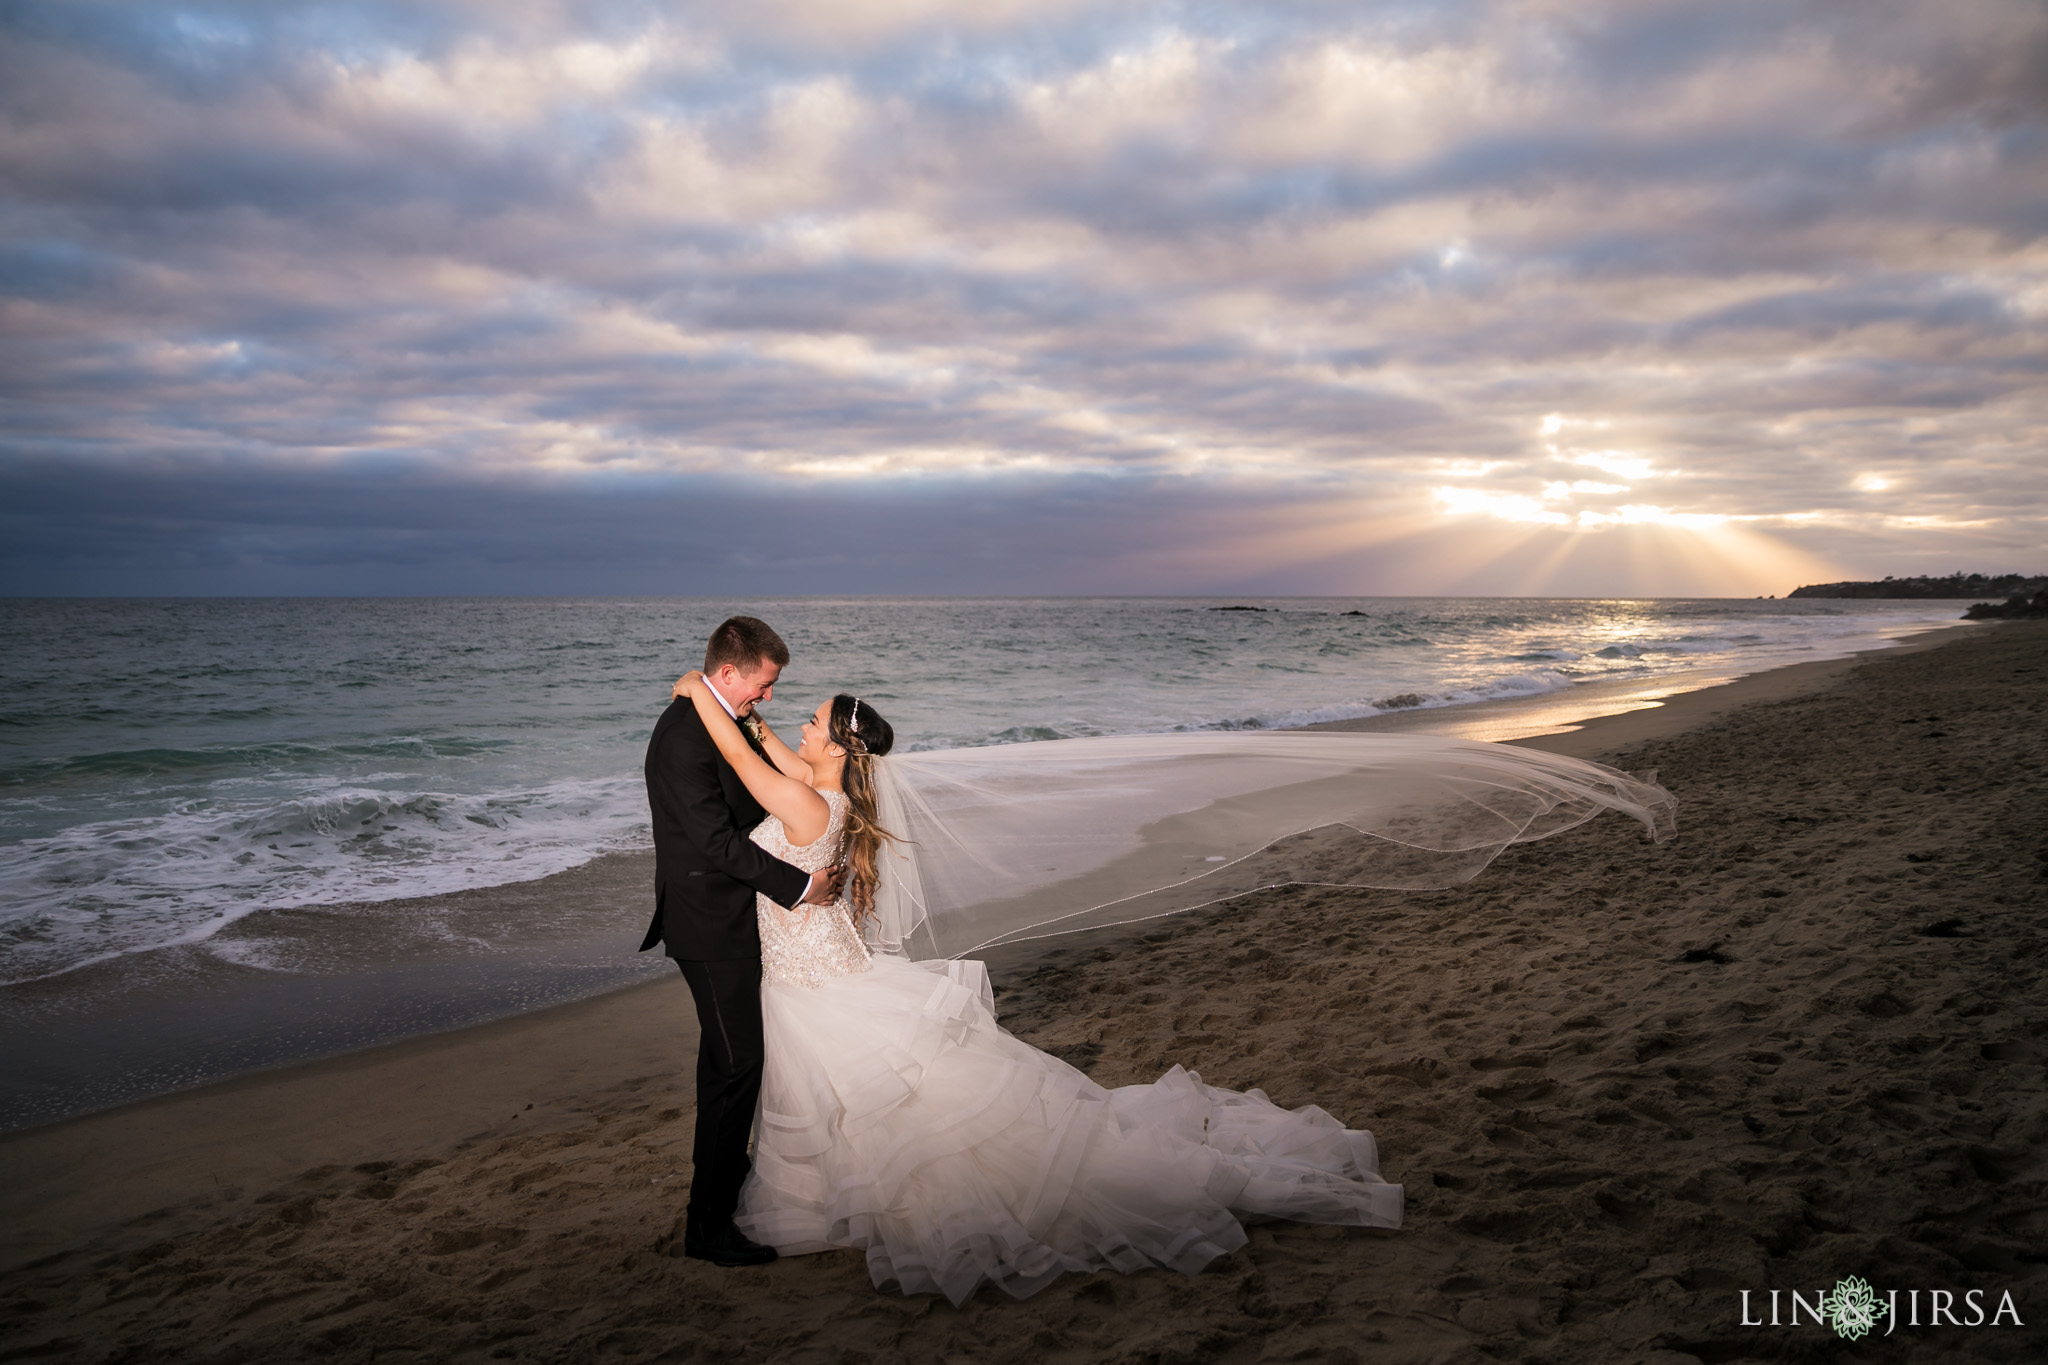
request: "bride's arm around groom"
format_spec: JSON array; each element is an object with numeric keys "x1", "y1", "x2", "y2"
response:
[{"x1": 639, "y1": 695, "x2": 811, "y2": 957}]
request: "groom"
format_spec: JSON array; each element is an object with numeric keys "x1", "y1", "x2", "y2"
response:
[{"x1": 641, "y1": 615, "x2": 839, "y2": 1268}]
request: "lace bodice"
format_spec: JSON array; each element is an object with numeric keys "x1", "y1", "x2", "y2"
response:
[{"x1": 749, "y1": 790, "x2": 873, "y2": 989}]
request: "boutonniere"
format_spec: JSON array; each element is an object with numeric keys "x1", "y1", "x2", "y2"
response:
[{"x1": 741, "y1": 714, "x2": 767, "y2": 745}]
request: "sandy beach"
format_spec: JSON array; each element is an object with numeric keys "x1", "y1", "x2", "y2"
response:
[{"x1": 3, "y1": 621, "x2": 2044, "y2": 1362}]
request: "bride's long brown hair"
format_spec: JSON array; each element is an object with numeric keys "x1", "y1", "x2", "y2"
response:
[{"x1": 827, "y1": 694, "x2": 897, "y2": 925}]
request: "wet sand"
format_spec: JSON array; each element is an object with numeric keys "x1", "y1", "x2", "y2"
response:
[
  {"x1": 0, "y1": 847, "x2": 669, "y2": 1133},
  {"x1": 3, "y1": 621, "x2": 2044, "y2": 1362}
]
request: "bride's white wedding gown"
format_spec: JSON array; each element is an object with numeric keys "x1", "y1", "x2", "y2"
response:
[{"x1": 731, "y1": 791, "x2": 1402, "y2": 1307}]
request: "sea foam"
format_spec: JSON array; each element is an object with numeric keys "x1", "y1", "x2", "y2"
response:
[{"x1": 0, "y1": 774, "x2": 646, "y2": 984}]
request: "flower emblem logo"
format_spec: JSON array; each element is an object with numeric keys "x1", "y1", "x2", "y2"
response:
[{"x1": 1821, "y1": 1275, "x2": 1884, "y2": 1341}]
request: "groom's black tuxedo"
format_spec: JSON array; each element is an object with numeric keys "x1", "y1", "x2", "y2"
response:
[
  {"x1": 640, "y1": 697, "x2": 810, "y2": 959},
  {"x1": 640, "y1": 695, "x2": 809, "y2": 1238}
]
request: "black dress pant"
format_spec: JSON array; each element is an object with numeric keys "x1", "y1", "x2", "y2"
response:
[{"x1": 674, "y1": 957, "x2": 766, "y2": 1230}]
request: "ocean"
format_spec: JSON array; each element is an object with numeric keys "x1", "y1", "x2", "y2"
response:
[{"x1": 0, "y1": 595, "x2": 1973, "y2": 1127}]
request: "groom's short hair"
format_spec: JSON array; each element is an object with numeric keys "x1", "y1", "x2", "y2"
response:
[{"x1": 704, "y1": 616, "x2": 790, "y2": 675}]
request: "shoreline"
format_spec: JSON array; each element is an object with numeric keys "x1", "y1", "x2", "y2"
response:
[
  {"x1": 0, "y1": 849, "x2": 670, "y2": 1135},
  {"x1": 1301, "y1": 619, "x2": 1983, "y2": 754},
  {"x1": 0, "y1": 976, "x2": 686, "y2": 1273},
  {"x1": 1, "y1": 620, "x2": 1976, "y2": 1138},
  {"x1": 3, "y1": 619, "x2": 2043, "y2": 1359},
  {"x1": 0, "y1": 620, "x2": 2002, "y2": 1264}
]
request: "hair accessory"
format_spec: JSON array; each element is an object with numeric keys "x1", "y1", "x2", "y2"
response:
[{"x1": 850, "y1": 697, "x2": 861, "y2": 733}]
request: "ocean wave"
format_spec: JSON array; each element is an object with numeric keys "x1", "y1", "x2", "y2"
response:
[
  {"x1": 969, "y1": 725, "x2": 1076, "y2": 747},
  {"x1": 0, "y1": 775, "x2": 647, "y2": 985},
  {"x1": 1195, "y1": 667, "x2": 1586, "y2": 732},
  {"x1": 1, "y1": 597, "x2": 1977, "y2": 991},
  {"x1": 1426, "y1": 670, "x2": 1583, "y2": 707},
  {"x1": 0, "y1": 734, "x2": 515, "y2": 787}
]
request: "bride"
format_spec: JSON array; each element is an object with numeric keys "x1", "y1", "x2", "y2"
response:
[
  {"x1": 663, "y1": 675, "x2": 1671, "y2": 1309},
  {"x1": 669, "y1": 671, "x2": 1403, "y2": 1305}
]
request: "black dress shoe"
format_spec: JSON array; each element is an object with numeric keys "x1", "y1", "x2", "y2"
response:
[{"x1": 683, "y1": 1222, "x2": 778, "y2": 1268}]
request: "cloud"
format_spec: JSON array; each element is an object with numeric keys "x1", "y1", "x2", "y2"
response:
[{"x1": 1, "y1": 0, "x2": 2044, "y2": 595}]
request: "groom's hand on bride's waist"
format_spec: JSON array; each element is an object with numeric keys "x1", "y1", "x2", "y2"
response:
[{"x1": 801, "y1": 865, "x2": 843, "y2": 905}]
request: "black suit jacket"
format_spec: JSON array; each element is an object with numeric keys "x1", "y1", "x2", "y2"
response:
[{"x1": 640, "y1": 697, "x2": 811, "y2": 961}]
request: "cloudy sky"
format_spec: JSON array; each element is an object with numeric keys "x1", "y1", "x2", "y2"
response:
[{"x1": 2, "y1": 0, "x2": 2043, "y2": 597}]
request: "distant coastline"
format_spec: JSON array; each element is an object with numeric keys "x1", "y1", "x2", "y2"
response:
[{"x1": 1788, "y1": 571, "x2": 2046, "y2": 599}]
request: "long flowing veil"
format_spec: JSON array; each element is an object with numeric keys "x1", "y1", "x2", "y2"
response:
[{"x1": 865, "y1": 732, "x2": 1674, "y2": 961}]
